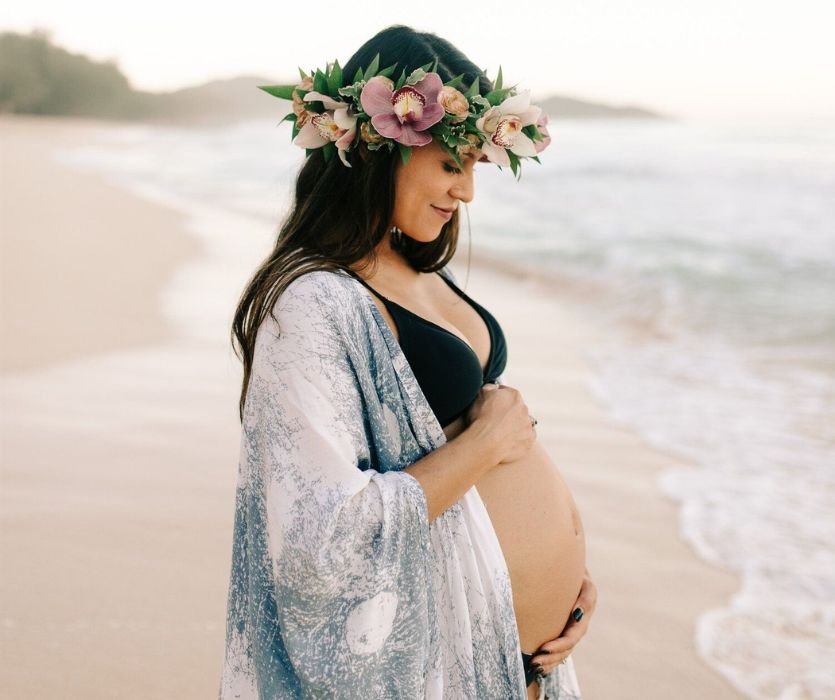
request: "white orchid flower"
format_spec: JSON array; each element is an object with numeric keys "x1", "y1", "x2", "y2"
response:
[
  {"x1": 293, "y1": 91, "x2": 358, "y2": 167},
  {"x1": 475, "y1": 90, "x2": 542, "y2": 167}
]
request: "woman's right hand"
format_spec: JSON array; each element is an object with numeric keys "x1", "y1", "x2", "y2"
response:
[{"x1": 464, "y1": 383, "x2": 536, "y2": 465}]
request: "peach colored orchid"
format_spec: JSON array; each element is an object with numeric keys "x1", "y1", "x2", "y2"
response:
[
  {"x1": 438, "y1": 85, "x2": 470, "y2": 123},
  {"x1": 291, "y1": 76, "x2": 314, "y2": 125},
  {"x1": 476, "y1": 90, "x2": 542, "y2": 166}
]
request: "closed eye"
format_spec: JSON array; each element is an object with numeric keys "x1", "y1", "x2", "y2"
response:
[{"x1": 443, "y1": 163, "x2": 462, "y2": 174}]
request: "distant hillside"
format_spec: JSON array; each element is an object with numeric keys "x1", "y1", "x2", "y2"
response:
[
  {"x1": 150, "y1": 78, "x2": 673, "y2": 124},
  {"x1": 0, "y1": 29, "x2": 261, "y2": 123},
  {"x1": 0, "y1": 29, "x2": 672, "y2": 124},
  {"x1": 0, "y1": 29, "x2": 142, "y2": 120},
  {"x1": 534, "y1": 94, "x2": 670, "y2": 120}
]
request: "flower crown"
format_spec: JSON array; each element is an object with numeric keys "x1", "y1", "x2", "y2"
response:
[{"x1": 258, "y1": 54, "x2": 551, "y2": 178}]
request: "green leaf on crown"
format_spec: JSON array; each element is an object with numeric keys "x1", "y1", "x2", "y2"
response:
[
  {"x1": 469, "y1": 95, "x2": 491, "y2": 112},
  {"x1": 445, "y1": 73, "x2": 465, "y2": 89},
  {"x1": 437, "y1": 140, "x2": 463, "y2": 169},
  {"x1": 378, "y1": 63, "x2": 398, "y2": 79},
  {"x1": 522, "y1": 124, "x2": 544, "y2": 141},
  {"x1": 494, "y1": 65, "x2": 503, "y2": 91},
  {"x1": 313, "y1": 68, "x2": 328, "y2": 95},
  {"x1": 327, "y1": 59, "x2": 342, "y2": 97},
  {"x1": 338, "y1": 83, "x2": 363, "y2": 102},
  {"x1": 464, "y1": 75, "x2": 481, "y2": 99},
  {"x1": 507, "y1": 149, "x2": 520, "y2": 177},
  {"x1": 298, "y1": 67, "x2": 310, "y2": 81},
  {"x1": 258, "y1": 85, "x2": 296, "y2": 100},
  {"x1": 406, "y1": 68, "x2": 427, "y2": 86},
  {"x1": 362, "y1": 53, "x2": 380, "y2": 81},
  {"x1": 397, "y1": 143, "x2": 412, "y2": 166},
  {"x1": 484, "y1": 86, "x2": 514, "y2": 106}
]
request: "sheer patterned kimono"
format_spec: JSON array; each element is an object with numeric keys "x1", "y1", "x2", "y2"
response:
[{"x1": 219, "y1": 266, "x2": 583, "y2": 699}]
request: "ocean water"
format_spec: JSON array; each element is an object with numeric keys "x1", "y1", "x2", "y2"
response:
[{"x1": 56, "y1": 116, "x2": 835, "y2": 699}]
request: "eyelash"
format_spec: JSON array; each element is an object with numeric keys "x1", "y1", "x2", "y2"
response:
[{"x1": 443, "y1": 163, "x2": 462, "y2": 175}]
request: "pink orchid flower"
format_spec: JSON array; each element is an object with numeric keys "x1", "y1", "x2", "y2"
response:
[
  {"x1": 360, "y1": 74, "x2": 446, "y2": 147},
  {"x1": 294, "y1": 91, "x2": 358, "y2": 167},
  {"x1": 475, "y1": 90, "x2": 542, "y2": 167},
  {"x1": 534, "y1": 111, "x2": 551, "y2": 154}
]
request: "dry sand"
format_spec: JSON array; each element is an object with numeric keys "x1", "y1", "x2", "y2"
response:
[{"x1": 0, "y1": 114, "x2": 744, "y2": 699}]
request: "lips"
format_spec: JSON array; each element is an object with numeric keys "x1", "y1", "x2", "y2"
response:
[{"x1": 431, "y1": 205, "x2": 454, "y2": 221}]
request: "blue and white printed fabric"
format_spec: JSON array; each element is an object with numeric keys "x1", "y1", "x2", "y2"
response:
[{"x1": 218, "y1": 266, "x2": 583, "y2": 699}]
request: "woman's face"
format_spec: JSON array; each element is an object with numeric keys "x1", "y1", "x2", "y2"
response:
[{"x1": 391, "y1": 140, "x2": 480, "y2": 242}]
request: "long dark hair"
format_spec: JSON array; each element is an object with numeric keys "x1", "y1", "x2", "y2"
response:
[{"x1": 230, "y1": 25, "x2": 493, "y2": 421}]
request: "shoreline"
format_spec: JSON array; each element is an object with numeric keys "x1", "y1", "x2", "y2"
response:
[
  {"x1": 0, "y1": 114, "x2": 204, "y2": 373},
  {"x1": 0, "y1": 113, "x2": 744, "y2": 699},
  {"x1": 447, "y1": 257, "x2": 744, "y2": 699}
]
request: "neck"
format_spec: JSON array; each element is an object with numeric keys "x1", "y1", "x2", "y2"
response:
[{"x1": 354, "y1": 229, "x2": 418, "y2": 282}]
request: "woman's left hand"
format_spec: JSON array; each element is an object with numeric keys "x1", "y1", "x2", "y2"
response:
[{"x1": 529, "y1": 569, "x2": 598, "y2": 675}]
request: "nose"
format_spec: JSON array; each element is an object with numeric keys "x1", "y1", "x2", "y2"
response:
[{"x1": 449, "y1": 169, "x2": 474, "y2": 204}]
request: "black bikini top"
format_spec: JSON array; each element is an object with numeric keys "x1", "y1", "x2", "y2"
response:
[{"x1": 350, "y1": 269, "x2": 507, "y2": 428}]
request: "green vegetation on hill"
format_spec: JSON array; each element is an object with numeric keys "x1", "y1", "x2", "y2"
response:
[
  {"x1": 0, "y1": 29, "x2": 147, "y2": 119},
  {"x1": 0, "y1": 29, "x2": 670, "y2": 124},
  {"x1": 0, "y1": 29, "x2": 284, "y2": 124}
]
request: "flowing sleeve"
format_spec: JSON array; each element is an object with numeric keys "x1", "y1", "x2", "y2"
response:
[{"x1": 220, "y1": 272, "x2": 434, "y2": 699}]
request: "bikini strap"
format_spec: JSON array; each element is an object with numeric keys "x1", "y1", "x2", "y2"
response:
[
  {"x1": 435, "y1": 269, "x2": 471, "y2": 302},
  {"x1": 348, "y1": 270, "x2": 391, "y2": 304}
]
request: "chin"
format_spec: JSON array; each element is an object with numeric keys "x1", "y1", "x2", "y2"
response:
[{"x1": 399, "y1": 227, "x2": 444, "y2": 245}]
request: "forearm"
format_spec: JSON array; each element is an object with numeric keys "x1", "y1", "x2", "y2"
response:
[{"x1": 404, "y1": 419, "x2": 498, "y2": 523}]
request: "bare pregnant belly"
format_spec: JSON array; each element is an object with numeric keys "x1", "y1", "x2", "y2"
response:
[{"x1": 469, "y1": 436, "x2": 586, "y2": 652}]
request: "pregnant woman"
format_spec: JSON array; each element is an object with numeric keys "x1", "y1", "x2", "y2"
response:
[
  {"x1": 220, "y1": 25, "x2": 596, "y2": 699},
  {"x1": 348, "y1": 190, "x2": 590, "y2": 700}
]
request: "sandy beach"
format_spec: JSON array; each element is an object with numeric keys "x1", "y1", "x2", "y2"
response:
[{"x1": 0, "y1": 115, "x2": 744, "y2": 699}]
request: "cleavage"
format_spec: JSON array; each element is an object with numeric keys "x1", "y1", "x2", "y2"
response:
[{"x1": 391, "y1": 298, "x2": 490, "y2": 373}]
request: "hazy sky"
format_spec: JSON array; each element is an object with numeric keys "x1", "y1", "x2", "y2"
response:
[{"x1": 3, "y1": 0, "x2": 834, "y2": 123}]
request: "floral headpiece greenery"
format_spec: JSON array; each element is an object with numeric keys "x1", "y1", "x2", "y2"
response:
[{"x1": 258, "y1": 53, "x2": 551, "y2": 178}]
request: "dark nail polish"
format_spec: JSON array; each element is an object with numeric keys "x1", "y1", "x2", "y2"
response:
[
  {"x1": 572, "y1": 607, "x2": 584, "y2": 622},
  {"x1": 531, "y1": 663, "x2": 543, "y2": 674}
]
